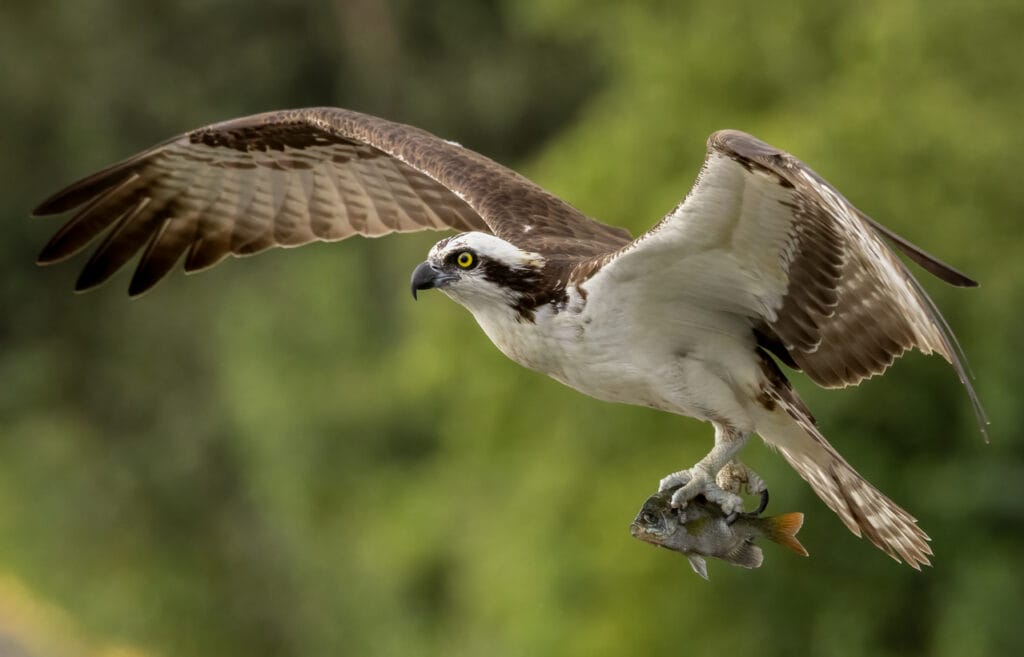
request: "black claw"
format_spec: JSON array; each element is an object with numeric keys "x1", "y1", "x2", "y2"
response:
[{"x1": 740, "y1": 489, "x2": 770, "y2": 518}]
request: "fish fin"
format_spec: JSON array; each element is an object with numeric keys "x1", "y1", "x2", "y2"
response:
[
  {"x1": 724, "y1": 541, "x2": 764, "y2": 569},
  {"x1": 687, "y1": 555, "x2": 709, "y2": 580},
  {"x1": 763, "y1": 513, "x2": 809, "y2": 557}
]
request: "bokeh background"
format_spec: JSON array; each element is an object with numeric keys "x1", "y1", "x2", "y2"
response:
[{"x1": 2, "y1": 1, "x2": 1022, "y2": 655}]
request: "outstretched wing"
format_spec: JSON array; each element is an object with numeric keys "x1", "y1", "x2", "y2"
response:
[
  {"x1": 34, "y1": 107, "x2": 630, "y2": 296},
  {"x1": 579, "y1": 129, "x2": 986, "y2": 436}
]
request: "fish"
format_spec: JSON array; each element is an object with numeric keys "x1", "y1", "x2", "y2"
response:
[{"x1": 630, "y1": 487, "x2": 808, "y2": 579}]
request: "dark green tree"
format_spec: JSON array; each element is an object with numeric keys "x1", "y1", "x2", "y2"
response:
[{"x1": 1, "y1": 1, "x2": 1020, "y2": 655}]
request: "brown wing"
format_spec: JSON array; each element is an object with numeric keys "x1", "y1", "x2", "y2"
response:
[
  {"x1": 34, "y1": 107, "x2": 630, "y2": 295},
  {"x1": 584, "y1": 129, "x2": 987, "y2": 437},
  {"x1": 709, "y1": 132, "x2": 979, "y2": 399}
]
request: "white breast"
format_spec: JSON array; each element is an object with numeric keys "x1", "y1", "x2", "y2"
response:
[{"x1": 465, "y1": 280, "x2": 764, "y2": 429}]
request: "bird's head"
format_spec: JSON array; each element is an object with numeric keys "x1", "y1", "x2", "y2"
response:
[{"x1": 410, "y1": 232, "x2": 546, "y2": 314}]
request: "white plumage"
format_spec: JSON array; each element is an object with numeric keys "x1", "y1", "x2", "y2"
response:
[{"x1": 34, "y1": 108, "x2": 986, "y2": 569}]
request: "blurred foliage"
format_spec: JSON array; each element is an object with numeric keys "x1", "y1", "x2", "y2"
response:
[{"x1": 1, "y1": 0, "x2": 1022, "y2": 655}]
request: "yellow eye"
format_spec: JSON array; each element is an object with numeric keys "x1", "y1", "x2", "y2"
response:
[{"x1": 456, "y1": 251, "x2": 476, "y2": 269}]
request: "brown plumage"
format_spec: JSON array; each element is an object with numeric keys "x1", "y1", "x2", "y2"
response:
[
  {"x1": 34, "y1": 108, "x2": 630, "y2": 296},
  {"x1": 34, "y1": 108, "x2": 986, "y2": 568},
  {"x1": 705, "y1": 131, "x2": 985, "y2": 437}
]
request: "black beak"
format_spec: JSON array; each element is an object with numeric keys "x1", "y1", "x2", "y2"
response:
[{"x1": 410, "y1": 261, "x2": 440, "y2": 300}]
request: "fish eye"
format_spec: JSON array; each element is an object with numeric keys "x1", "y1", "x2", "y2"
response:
[
  {"x1": 641, "y1": 511, "x2": 660, "y2": 525},
  {"x1": 454, "y1": 250, "x2": 477, "y2": 270}
]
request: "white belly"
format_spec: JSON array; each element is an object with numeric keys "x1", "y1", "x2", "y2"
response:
[{"x1": 467, "y1": 285, "x2": 763, "y2": 429}]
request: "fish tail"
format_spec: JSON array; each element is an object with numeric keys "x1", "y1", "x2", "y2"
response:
[{"x1": 761, "y1": 513, "x2": 809, "y2": 557}]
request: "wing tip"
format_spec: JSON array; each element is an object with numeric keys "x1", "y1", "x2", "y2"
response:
[
  {"x1": 127, "y1": 277, "x2": 159, "y2": 298},
  {"x1": 33, "y1": 188, "x2": 86, "y2": 217},
  {"x1": 33, "y1": 181, "x2": 101, "y2": 216},
  {"x1": 36, "y1": 248, "x2": 70, "y2": 267},
  {"x1": 73, "y1": 268, "x2": 106, "y2": 295},
  {"x1": 954, "y1": 273, "x2": 980, "y2": 288},
  {"x1": 37, "y1": 234, "x2": 84, "y2": 267},
  {"x1": 32, "y1": 196, "x2": 63, "y2": 217}
]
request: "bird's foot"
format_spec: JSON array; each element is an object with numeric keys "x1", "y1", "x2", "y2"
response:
[
  {"x1": 716, "y1": 461, "x2": 767, "y2": 497},
  {"x1": 659, "y1": 466, "x2": 744, "y2": 515}
]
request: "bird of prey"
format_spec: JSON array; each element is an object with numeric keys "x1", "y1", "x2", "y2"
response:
[{"x1": 33, "y1": 107, "x2": 986, "y2": 569}]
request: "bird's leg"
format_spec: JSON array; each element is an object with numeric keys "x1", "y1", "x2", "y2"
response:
[
  {"x1": 658, "y1": 424, "x2": 751, "y2": 514},
  {"x1": 719, "y1": 461, "x2": 769, "y2": 524}
]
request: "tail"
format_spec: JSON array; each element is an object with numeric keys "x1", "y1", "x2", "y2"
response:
[
  {"x1": 759, "y1": 512, "x2": 809, "y2": 557},
  {"x1": 755, "y1": 378, "x2": 933, "y2": 569}
]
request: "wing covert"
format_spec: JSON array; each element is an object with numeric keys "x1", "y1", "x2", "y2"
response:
[
  {"x1": 580, "y1": 129, "x2": 986, "y2": 436},
  {"x1": 34, "y1": 107, "x2": 629, "y2": 295}
]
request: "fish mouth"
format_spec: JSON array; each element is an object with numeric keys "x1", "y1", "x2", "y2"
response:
[{"x1": 630, "y1": 522, "x2": 666, "y2": 543}]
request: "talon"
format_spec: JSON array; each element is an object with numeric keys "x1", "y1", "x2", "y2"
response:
[
  {"x1": 704, "y1": 486, "x2": 744, "y2": 515},
  {"x1": 737, "y1": 489, "x2": 770, "y2": 518},
  {"x1": 670, "y1": 486, "x2": 694, "y2": 508},
  {"x1": 746, "y1": 470, "x2": 767, "y2": 496},
  {"x1": 661, "y1": 465, "x2": 746, "y2": 514},
  {"x1": 752, "y1": 489, "x2": 769, "y2": 516},
  {"x1": 659, "y1": 470, "x2": 692, "y2": 492},
  {"x1": 667, "y1": 466, "x2": 713, "y2": 508}
]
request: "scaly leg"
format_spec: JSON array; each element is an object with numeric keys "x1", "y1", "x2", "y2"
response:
[{"x1": 658, "y1": 423, "x2": 751, "y2": 514}]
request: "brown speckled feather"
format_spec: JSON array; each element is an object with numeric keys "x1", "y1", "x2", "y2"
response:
[
  {"x1": 34, "y1": 107, "x2": 630, "y2": 296},
  {"x1": 710, "y1": 131, "x2": 973, "y2": 376},
  {"x1": 35, "y1": 110, "x2": 985, "y2": 567},
  {"x1": 583, "y1": 129, "x2": 986, "y2": 438},
  {"x1": 711, "y1": 131, "x2": 986, "y2": 438}
]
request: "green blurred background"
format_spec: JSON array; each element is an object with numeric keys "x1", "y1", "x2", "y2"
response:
[{"x1": 2, "y1": 1, "x2": 1022, "y2": 655}]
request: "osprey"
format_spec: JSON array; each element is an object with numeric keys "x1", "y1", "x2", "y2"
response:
[{"x1": 34, "y1": 107, "x2": 986, "y2": 569}]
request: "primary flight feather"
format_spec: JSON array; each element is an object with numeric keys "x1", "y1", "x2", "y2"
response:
[{"x1": 34, "y1": 107, "x2": 986, "y2": 569}]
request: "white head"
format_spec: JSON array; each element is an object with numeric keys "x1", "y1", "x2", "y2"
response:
[{"x1": 410, "y1": 232, "x2": 546, "y2": 313}]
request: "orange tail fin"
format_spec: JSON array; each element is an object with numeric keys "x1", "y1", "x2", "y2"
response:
[{"x1": 763, "y1": 513, "x2": 809, "y2": 557}]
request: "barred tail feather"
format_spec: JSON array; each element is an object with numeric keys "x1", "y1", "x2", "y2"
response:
[
  {"x1": 778, "y1": 444, "x2": 932, "y2": 568},
  {"x1": 756, "y1": 387, "x2": 932, "y2": 569}
]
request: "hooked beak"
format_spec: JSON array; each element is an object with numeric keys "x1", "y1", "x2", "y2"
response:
[{"x1": 410, "y1": 261, "x2": 453, "y2": 300}]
